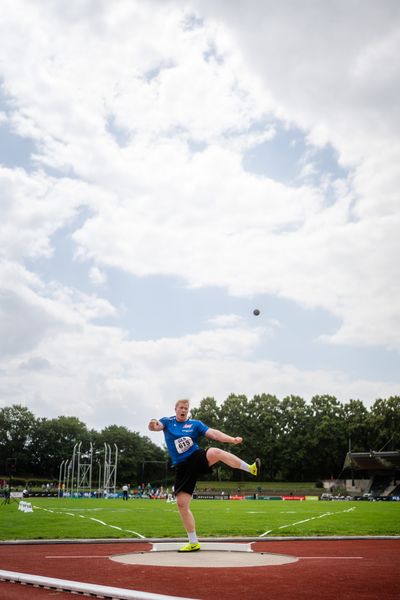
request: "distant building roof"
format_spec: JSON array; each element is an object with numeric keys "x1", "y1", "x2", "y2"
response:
[{"x1": 343, "y1": 451, "x2": 400, "y2": 471}]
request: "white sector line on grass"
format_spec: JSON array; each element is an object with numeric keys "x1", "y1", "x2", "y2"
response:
[
  {"x1": 33, "y1": 505, "x2": 145, "y2": 538},
  {"x1": 259, "y1": 506, "x2": 356, "y2": 537}
]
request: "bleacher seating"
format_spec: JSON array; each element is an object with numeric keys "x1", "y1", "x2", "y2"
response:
[
  {"x1": 389, "y1": 483, "x2": 400, "y2": 496},
  {"x1": 343, "y1": 451, "x2": 400, "y2": 497},
  {"x1": 369, "y1": 475, "x2": 393, "y2": 496}
]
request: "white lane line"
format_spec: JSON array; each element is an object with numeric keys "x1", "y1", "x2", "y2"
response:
[
  {"x1": 90, "y1": 518, "x2": 107, "y2": 525},
  {"x1": 259, "y1": 506, "x2": 356, "y2": 537},
  {"x1": 299, "y1": 556, "x2": 363, "y2": 559},
  {"x1": 46, "y1": 555, "x2": 110, "y2": 559},
  {"x1": 46, "y1": 554, "x2": 363, "y2": 560},
  {"x1": 88, "y1": 519, "x2": 144, "y2": 538},
  {"x1": 33, "y1": 505, "x2": 145, "y2": 538}
]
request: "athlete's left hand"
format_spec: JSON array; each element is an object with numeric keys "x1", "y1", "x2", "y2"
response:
[{"x1": 233, "y1": 436, "x2": 243, "y2": 444}]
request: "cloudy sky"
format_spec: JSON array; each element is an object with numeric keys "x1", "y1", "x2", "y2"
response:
[{"x1": 1, "y1": 0, "x2": 399, "y2": 444}]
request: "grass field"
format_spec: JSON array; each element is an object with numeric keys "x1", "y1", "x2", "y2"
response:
[
  {"x1": 196, "y1": 480, "x2": 321, "y2": 494},
  {"x1": 1, "y1": 498, "x2": 399, "y2": 541}
]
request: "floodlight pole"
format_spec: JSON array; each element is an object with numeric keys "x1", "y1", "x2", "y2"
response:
[
  {"x1": 65, "y1": 460, "x2": 71, "y2": 495},
  {"x1": 113, "y1": 444, "x2": 118, "y2": 494},
  {"x1": 70, "y1": 443, "x2": 78, "y2": 496},
  {"x1": 63, "y1": 460, "x2": 70, "y2": 496},
  {"x1": 347, "y1": 437, "x2": 356, "y2": 487},
  {"x1": 89, "y1": 441, "x2": 93, "y2": 494},
  {"x1": 103, "y1": 442, "x2": 109, "y2": 495},
  {"x1": 58, "y1": 460, "x2": 65, "y2": 498},
  {"x1": 76, "y1": 441, "x2": 82, "y2": 494},
  {"x1": 96, "y1": 459, "x2": 102, "y2": 497},
  {"x1": 67, "y1": 459, "x2": 73, "y2": 495}
]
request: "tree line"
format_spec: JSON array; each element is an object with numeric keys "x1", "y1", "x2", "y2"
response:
[
  {"x1": 1, "y1": 395, "x2": 399, "y2": 484},
  {"x1": 191, "y1": 394, "x2": 400, "y2": 481},
  {"x1": 0, "y1": 405, "x2": 166, "y2": 485}
]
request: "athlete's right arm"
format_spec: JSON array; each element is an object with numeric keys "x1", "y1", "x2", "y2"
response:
[{"x1": 148, "y1": 419, "x2": 165, "y2": 432}]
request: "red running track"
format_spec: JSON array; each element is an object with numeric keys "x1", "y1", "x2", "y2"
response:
[{"x1": 0, "y1": 539, "x2": 399, "y2": 600}]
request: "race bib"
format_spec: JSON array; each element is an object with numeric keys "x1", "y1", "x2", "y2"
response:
[{"x1": 174, "y1": 436, "x2": 194, "y2": 454}]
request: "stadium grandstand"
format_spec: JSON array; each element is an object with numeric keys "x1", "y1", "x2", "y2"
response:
[{"x1": 343, "y1": 451, "x2": 400, "y2": 499}]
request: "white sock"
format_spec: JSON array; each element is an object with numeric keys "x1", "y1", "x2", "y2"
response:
[
  {"x1": 239, "y1": 460, "x2": 251, "y2": 473},
  {"x1": 188, "y1": 531, "x2": 198, "y2": 544}
]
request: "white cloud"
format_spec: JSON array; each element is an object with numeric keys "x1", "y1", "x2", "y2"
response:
[
  {"x1": 0, "y1": 259, "x2": 117, "y2": 359},
  {"x1": 0, "y1": 1, "x2": 399, "y2": 433},
  {"x1": 1, "y1": 308, "x2": 397, "y2": 437},
  {"x1": 89, "y1": 266, "x2": 107, "y2": 286},
  {"x1": 0, "y1": 166, "x2": 96, "y2": 261},
  {"x1": 207, "y1": 314, "x2": 243, "y2": 327}
]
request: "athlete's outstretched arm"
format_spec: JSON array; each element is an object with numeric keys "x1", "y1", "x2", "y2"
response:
[{"x1": 205, "y1": 428, "x2": 242, "y2": 445}]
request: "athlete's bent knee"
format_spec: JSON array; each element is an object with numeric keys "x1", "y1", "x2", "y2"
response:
[{"x1": 206, "y1": 447, "x2": 222, "y2": 464}]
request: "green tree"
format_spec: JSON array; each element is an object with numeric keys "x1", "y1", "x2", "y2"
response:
[
  {"x1": 343, "y1": 399, "x2": 370, "y2": 452},
  {"x1": 219, "y1": 394, "x2": 249, "y2": 434},
  {"x1": 248, "y1": 394, "x2": 282, "y2": 480},
  {"x1": 30, "y1": 415, "x2": 89, "y2": 478},
  {"x1": 368, "y1": 397, "x2": 400, "y2": 451},
  {"x1": 279, "y1": 395, "x2": 313, "y2": 480},
  {"x1": 191, "y1": 397, "x2": 221, "y2": 430},
  {"x1": 308, "y1": 395, "x2": 347, "y2": 479},
  {"x1": 0, "y1": 405, "x2": 37, "y2": 475},
  {"x1": 207, "y1": 394, "x2": 251, "y2": 481}
]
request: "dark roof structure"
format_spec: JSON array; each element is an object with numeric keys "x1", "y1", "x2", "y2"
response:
[{"x1": 343, "y1": 451, "x2": 400, "y2": 471}]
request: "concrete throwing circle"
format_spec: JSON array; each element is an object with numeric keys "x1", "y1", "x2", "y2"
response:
[{"x1": 110, "y1": 542, "x2": 298, "y2": 568}]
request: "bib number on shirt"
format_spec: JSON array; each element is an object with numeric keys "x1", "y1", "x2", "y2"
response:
[{"x1": 174, "y1": 436, "x2": 194, "y2": 454}]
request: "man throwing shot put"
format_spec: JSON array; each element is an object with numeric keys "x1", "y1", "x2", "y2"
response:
[{"x1": 148, "y1": 399, "x2": 260, "y2": 552}]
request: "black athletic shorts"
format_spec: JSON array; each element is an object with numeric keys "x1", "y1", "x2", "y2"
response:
[{"x1": 173, "y1": 448, "x2": 213, "y2": 496}]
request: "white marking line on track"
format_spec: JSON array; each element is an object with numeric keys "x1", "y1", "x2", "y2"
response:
[
  {"x1": 33, "y1": 505, "x2": 145, "y2": 539},
  {"x1": 299, "y1": 556, "x2": 363, "y2": 559},
  {"x1": 259, "y1": 506, "x2": 356, "y2": 537},
  {"x1": 45, "y1": 554, "x2": 364, "y2": 561},
  {"x1": 46, "y1": 555, "x2": 110, "y2": 559}
]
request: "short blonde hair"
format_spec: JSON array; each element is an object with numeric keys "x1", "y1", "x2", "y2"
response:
[{"x1": 175, "y1": 399, "x2": 190, "y2": 409}]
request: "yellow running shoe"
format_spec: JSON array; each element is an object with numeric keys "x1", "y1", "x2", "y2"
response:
[
  {"x1": 178, "y1": 542, "x2": 201, "y2": 552},
  {"x1": 249, "y1": 458, "x2": 261, "y2": 477}
]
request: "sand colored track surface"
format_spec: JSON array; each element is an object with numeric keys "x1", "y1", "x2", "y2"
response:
[{"x1": 0, "y1": 538, "x2": 399, "y2": 600}]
